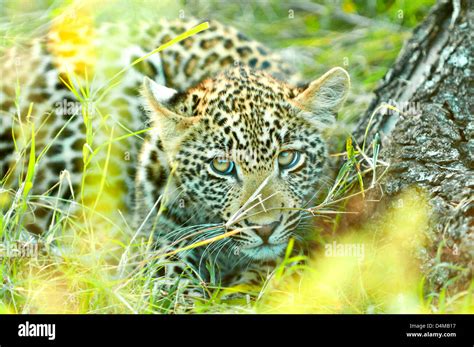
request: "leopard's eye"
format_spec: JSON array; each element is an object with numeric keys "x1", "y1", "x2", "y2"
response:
[
  {"x1": 278, "y1": 150, "x2": 302, "y2": 170},
  {"x1": 210, "y1": 158, "x2": 235, "y2": 175}
]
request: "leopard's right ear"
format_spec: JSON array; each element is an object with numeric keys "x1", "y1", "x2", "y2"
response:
[
  {"x1": 142, "y1": 76, "x2": 178, "y2": 107},
  {"x1": 141, "y1": 77, "x2": 199, "y2": 139}
]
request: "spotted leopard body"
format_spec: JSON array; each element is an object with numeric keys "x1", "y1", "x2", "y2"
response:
[{"x1": 0, "y1": 18, "x2": 349, "y2": 291}]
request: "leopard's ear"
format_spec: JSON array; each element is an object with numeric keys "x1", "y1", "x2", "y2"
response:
[
  {"x1": 141, "y1": 77, "x2": 198, "y2": 139},
  {"x1": 143, "y1": 76, "x2": 178, "y2": 106},
  {"x1": 293, "y1": 67, "x2": 350, "y2": 125}
]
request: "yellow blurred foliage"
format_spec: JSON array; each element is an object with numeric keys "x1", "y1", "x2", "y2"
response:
[
  {"x1": 20, "y1": 263, "x2": 80, "y2": 314},
  {"x1": 258, "y1": 188, "x2": 432, "y2": 313},
  {"x1": 48, "y1": 2, "x2": 97, "y2": 77},
  {"x1": 0, "y1": 190, "x2": 11, "y2": 210}
]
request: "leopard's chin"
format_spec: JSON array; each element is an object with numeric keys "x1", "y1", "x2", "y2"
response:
[{"x1": 240, "y1": 243, "x2": 287, "y2": 261}]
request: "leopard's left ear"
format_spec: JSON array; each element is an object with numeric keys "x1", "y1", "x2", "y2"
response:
[{"x1": 293, "y1": 67, "x2": 350, "y2": 125}]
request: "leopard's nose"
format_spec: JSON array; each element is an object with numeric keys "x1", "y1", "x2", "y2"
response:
[{"x1": 255, "y1": 221, "x2": 280, "y2": 243}]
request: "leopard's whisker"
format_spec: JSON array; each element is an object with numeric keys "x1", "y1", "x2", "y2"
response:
[
  {"x1": 160, "y1": 226, "x2": 257, "y2": 259},
  {"x1": 166, "y1": 224, "x2": 224, "y2": 248},
  {"x1": 226, "y1": 190, "x2": 281, "y2": 228},
  {"x1": 225, "y1": 175, "x2": 272, "y2": 228}
]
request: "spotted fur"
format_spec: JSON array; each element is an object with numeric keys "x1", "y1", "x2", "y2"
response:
[
  {"x1": 137, "y1": 63, "x2": 350, "y2": 287},
  {"x1": 0, "y1": 18, "x2": 350, "y2": 290}
]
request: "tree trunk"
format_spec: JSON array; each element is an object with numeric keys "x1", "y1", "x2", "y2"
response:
[{"x1": 352, "y1": 0, "x2": 472, "y2": 295}]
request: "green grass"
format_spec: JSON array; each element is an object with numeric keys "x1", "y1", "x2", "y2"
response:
[{"x1": 1, "y1": 0, "x2": 472, "y2": 314}]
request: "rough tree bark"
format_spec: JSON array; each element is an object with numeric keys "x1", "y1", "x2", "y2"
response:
[{"x1": 352, "y1": 0, "x2": 472, "y2": 295}]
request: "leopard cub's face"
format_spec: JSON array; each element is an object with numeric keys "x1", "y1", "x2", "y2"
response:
[{"x1": 142, "y1": 66, "x2": 349, "y2": 261}]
